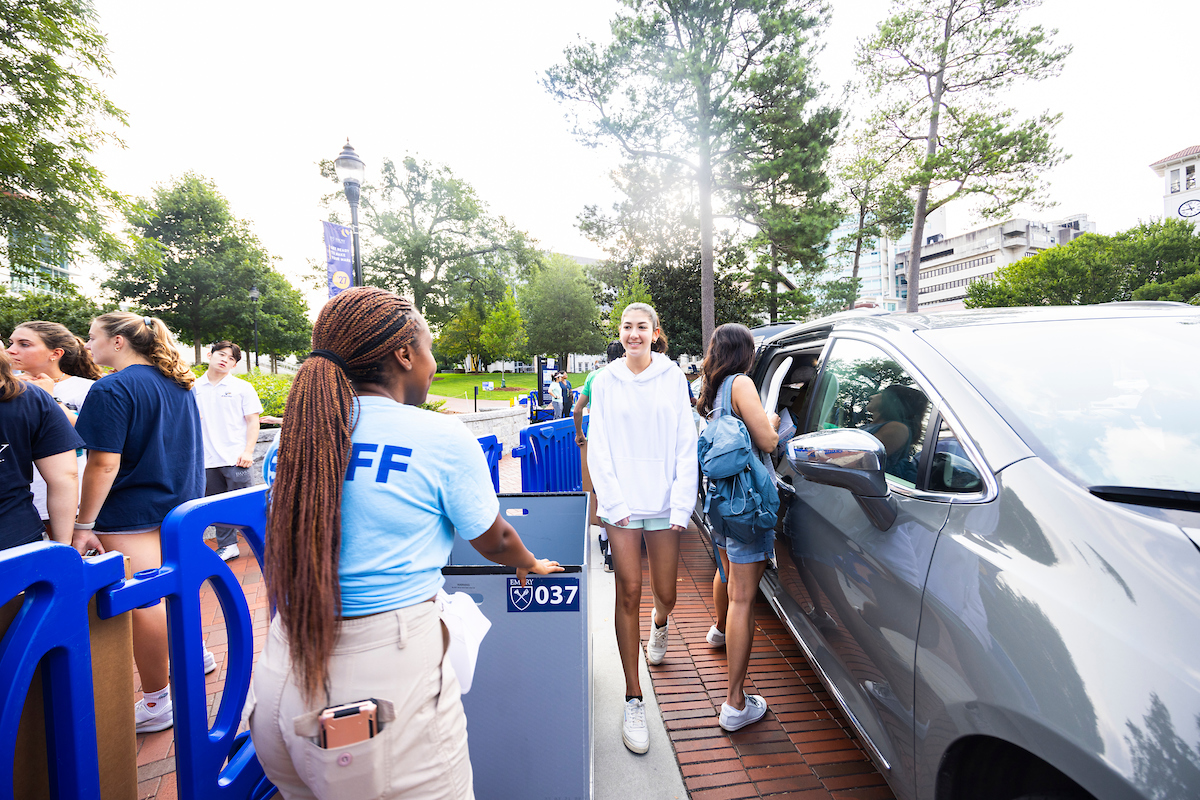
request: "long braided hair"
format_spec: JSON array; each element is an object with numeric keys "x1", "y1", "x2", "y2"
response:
[{"x1": 265, "y1": 287, "x2": 423, "y2": 701}]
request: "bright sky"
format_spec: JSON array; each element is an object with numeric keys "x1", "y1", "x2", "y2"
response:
[{"x1": 87, "y1": 0, "x2": 1200, "y2": 302}]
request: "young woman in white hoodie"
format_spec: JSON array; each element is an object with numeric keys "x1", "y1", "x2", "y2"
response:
[{"x1": 586, "y1": 302, "x2": 698, "y2": 754}]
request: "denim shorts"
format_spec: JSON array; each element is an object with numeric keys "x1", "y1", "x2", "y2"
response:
[
  {"x1": 708, "y1": 505, "x2": 774, "y2": 564},
  {"x1": 600, "y1": 516, "x2": 673, "y2": 531}
]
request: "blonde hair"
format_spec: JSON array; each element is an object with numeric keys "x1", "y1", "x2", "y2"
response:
[{"x1": 93, "y1": 313, "x2": 195, "y2": 389}]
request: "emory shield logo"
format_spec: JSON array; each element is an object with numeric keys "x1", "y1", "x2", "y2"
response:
[{"x1": 509, "y1": 583, "x2": 532, "y2": 611}]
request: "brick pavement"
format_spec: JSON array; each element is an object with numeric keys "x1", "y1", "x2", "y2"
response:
[{"x1": 133, "y1": 452, "x2": 894, "y2": 799}]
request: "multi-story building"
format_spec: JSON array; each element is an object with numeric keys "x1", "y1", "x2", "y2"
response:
[
  {"x1": 1, "y1": 232, "x2": 75, "y2": 294},
  {"x1": 898, "y1": 214, "x2": 1097, "y2": 311},
  {"x1": 827, "y1": 208, "x2": 1096, "y2": 312},
  {"x1": 1149, "y1": 145, "x2": 1200, "y2": 222}
]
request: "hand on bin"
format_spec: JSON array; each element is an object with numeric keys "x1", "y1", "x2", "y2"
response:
[{"x1": 517, "y1": 558, "x2": 564, "y2": 586}]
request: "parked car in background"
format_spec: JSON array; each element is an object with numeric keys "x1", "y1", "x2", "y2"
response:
[{"x1": 695, "y1": 303, "x2": 1200, "y2": 800}]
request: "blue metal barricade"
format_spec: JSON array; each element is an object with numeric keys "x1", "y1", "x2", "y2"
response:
[
  {"x1": 511, "y1": 416, "x2": 589, "y2": 492},
  {"x1": 476, "y1": 435, "x2": 504, "y2": 492},
  {"x1": 0, "y1": 487, "x2": 276, "y2": 800}
]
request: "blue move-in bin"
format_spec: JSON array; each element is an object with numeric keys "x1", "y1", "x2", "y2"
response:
[{"x1": 444, "y1": 492, "x2": 591, "y2": 800}]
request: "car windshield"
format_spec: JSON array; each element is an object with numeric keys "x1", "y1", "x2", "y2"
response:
[{"x1": 921, "y1": 314, "x2": 1200, "y2": 494}]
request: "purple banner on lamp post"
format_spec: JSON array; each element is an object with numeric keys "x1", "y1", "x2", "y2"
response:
[{"x1": 322, "y1": 221, "x2": 353, "y2": 297}]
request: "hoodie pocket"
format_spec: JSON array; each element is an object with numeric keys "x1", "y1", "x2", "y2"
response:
[{"x1": 613, "y1": 456, "x2": 670, "y2": 513}]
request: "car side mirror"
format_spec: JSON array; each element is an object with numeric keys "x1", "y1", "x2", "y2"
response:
[{"x1": 786, "y1": 429, "x2": 898, "y2": 531}]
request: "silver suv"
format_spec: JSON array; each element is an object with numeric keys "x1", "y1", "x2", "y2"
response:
[{"x1": 697, "y1": 303, "x2": 1200, "y2": 800}]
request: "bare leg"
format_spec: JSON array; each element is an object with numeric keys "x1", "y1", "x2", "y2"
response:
[
  {"x1": 99, "y1": 530, "x2": 170, "y2": 693},
  {"x1": 712, "y1": 548, "x2": 729, "y2": 633},
  {"x1": 643, "y1": 528, "x2": 681, "y2": 629},
  {"x1": 724, "y1": 558, "x2": 767, "y2": 710},
  {"x1": 607, "y1": 524, "x2": 646, "y2": 697}
]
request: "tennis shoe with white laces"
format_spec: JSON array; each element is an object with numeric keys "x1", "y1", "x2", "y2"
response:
[
  {"x1": 706, "y1": 624, "x2": 726, "y2": 647},
  {"x1": 646, "y1": 620, "x2": 669, "y2": 665},
  {"x1": 719, "y1": 694, "x2": 768, "y2": 732},
  {"x1": 622, "y1": 698, "x2": 649, "y2": 753}
]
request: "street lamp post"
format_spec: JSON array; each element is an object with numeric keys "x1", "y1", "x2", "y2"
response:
[
  {"x1": 248, "y1": 285, "x2": 260, "y2": 371},
  {"x1": 334, "y1": 140, "x2": 366, "y2": 287}
]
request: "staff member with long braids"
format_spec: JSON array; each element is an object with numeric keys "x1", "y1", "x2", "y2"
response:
[
  {"x1": 74, "y1": 313, "x2": 206, "y2": 732},
  {"x1": 6, "y1": 320, "x2": 103, "y2": 526},
  {"x1": 587, "y1": 302, "x2": 697, "y2": 755},
  {"x1": 250, "y1": 288, "x2": 561, "y2": 800}
]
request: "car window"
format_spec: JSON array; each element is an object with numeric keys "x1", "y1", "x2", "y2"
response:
[
  {"x1": 929, "y1": 418, "x2": 984, "y2": 493},
  {"x1": 808, "y1": 338, "x2": 932, "y2": 488}
]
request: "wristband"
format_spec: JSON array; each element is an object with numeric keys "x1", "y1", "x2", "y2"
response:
[{"x1": 74, "y1": 521, "x2": 96, "y2": 529}]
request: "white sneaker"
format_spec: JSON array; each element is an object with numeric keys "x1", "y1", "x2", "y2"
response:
[
  {"x1": 135, "y1": 695, "x2": 174, "y2": 733},
  {"x1": 216, "y1": 544, "x2": 240, "y2": 561},
  {"x1": 203, "y1": 647, "x2": 217, "y2": 675},
  {"x1": 621, "y1": 698, "x2": 649, "y2": 754},
  {"x1": 646, "y1": 619, "x2": 669, "y2": 665},
  {"x1": 719, "y1": 694, "x2": 768, "y2": 732},
  {"x1": 706, "y1": 624, "x2": 726, "y2": 647}
]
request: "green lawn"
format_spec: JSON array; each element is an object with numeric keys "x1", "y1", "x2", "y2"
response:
[{"x1": 428, "y1": 371, "x2": 589, "y2": 399}]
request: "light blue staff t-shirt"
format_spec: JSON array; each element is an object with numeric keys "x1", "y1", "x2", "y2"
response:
[{"x1": 265, "y1": 397, "x2": 499, "y2": 616}]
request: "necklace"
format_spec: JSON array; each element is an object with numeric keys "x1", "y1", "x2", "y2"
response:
[{"x1": 51, "y1": 373, "x2": 70, "y2": 383}]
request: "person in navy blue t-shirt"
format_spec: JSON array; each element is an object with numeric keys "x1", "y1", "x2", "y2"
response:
[
  {"x1": 0, "y1": 348, "x2": 84, "y2": 551},
  {"x1": 74, "y1": 312, "x2": 204, "y2": 734}
]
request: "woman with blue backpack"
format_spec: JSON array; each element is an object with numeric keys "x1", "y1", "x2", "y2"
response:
[{"x1": 696, "y1": 323, "x2": 779, "y2": 732}]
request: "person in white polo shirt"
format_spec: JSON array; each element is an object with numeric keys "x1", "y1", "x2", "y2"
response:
[{"x1": 193, "y1": 341, "x2": 263, "y2": 560}]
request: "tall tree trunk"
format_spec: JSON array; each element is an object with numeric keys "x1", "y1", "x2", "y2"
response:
[
  {"x1": 906, "y1": 7, "x2": 952, "y2": 313},
  {"x1": 769, "y1": 241, "x2": 780, "y2": 323},
  {"x1": 850, "y1": 206, "x2": 866, "y2": 311},
  {"x1": 193, "y1": 336, "x2": 202, "y2": 365},
  {"x1": 698, "y1": 87, "x2": 716, "y2": 353}
]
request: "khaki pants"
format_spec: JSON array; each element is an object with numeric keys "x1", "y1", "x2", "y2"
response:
[{"x1": 249, "y1": 603, "x2": 473, "y2": 800}]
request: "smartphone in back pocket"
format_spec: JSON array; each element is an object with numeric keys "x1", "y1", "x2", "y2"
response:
[{"x1": 319, "y1": 699, "x2": 378, "y2": 748}]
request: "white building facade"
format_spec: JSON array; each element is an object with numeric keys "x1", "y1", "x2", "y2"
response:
[
  {"x1": 828, "y1": 208, "x2": 1096, "y2": 312},
  {"x1": 1150, "y1": 145, "x2": 1200, "y2": 221}
]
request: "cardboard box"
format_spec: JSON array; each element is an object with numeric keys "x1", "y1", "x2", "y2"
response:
[{"x1": 4, "y1": 557, "x2": 137, "y2": 800}]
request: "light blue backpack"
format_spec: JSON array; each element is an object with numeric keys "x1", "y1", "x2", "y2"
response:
[{"x1": 697, "y1": 375, "x2": 779, "y2": 580}]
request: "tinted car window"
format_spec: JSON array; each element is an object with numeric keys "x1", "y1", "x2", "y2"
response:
[
  {"x1": 929, "y1": 418, "x2": 983, "y2": 493},
  {"x1": 922, "y1": 316, "x2": 1200, "y2": 494},
  {"x1": 809, "y1": 338, "x2": 932, "y2": 487}
]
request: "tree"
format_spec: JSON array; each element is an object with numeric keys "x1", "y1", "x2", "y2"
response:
[
  {"x1": 520, "y1": 254, "x2": 605, "y2": 368},
  {"x1": 321, "y1": 155, "x2": 537, "y2": 327},
  {"x1": 729, "y1": 42, "x2": 841, "y2": 323},
  {"x1": 967, "y1": 219, "x2": 1200, "y2": 308},
  {"x1": 608, "y1": 267, "x2": 653, "y2": 337},
  {"x1": 235, "y1": 271, "x2": 312, "y2": 372},
  {"x1": 547, "y1": 0, "x2": 836, "y2": 349},
  {"x1": 0, "y1": 285, "x2": 113, "y2": 339},
  {"x1": 104, "y1": 174, "x2": 271, "y2": 362},
  {"x1": 0, "y1": 0, "x2": 128, "y2": 287},
  {"x1": 857, "y1": 0, "x2": 1070, "y2": 311},
  {"x1": 592, "y1": 250, "x2": 758, "y2": 356},
  {"x1": 434, "y1": 306, "x2": 487, "y2": 371},
  {"x1": 480, "y1": 288, "x2": 528, "y2": 385},
  {"x1": 830, "y1": 127, "x2": 914, "y2": 309}
]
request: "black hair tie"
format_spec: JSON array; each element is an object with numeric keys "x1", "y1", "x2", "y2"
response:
[{"x1": 309, "y1": 349, "x2": 352, "y2": 375}]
